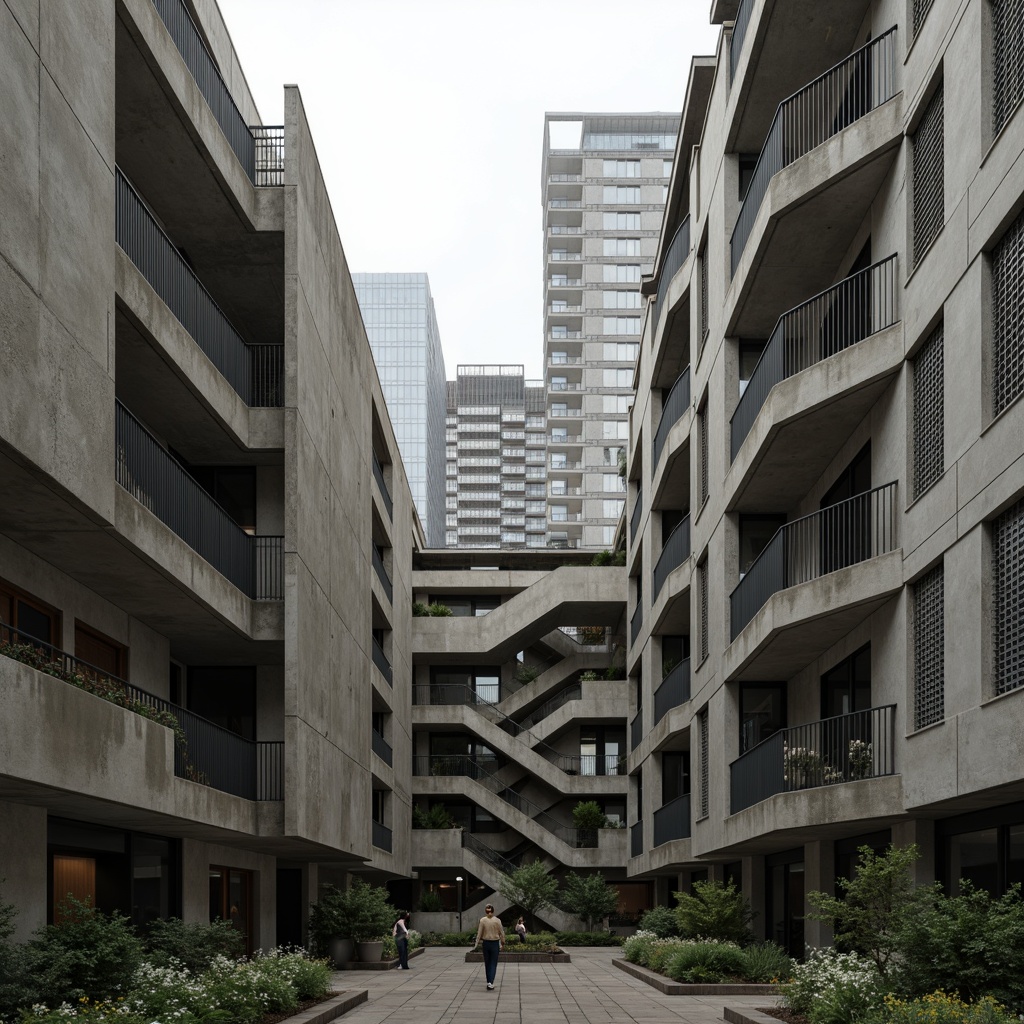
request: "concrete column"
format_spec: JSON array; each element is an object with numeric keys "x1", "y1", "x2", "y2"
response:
[
  {"x1": 803, "y1": 839, "x2": 835, "y2": 949},
  {"x1": 0, "y1": 801, "x2": 47, "y2": 941},
  {"x1": 893, "y1": 818, "x2": 937, "y2": 886},
  {"x1": 745, "y1": 855, "x2": 765, "y2": 941}
]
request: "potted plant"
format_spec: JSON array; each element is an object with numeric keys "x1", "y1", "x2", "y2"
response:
[
  {"x1": 308, "y1": 883, "x2": 354, "y2": 966},
  {"x1": 346, "y1": 878, "x2": 397, "y2": 963}
]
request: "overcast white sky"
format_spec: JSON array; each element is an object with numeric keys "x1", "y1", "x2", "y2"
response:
[{"x1": 217, "y1": 0, "x2": 720, "y2": 380}]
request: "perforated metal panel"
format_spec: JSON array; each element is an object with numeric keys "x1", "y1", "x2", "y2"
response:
[
  {"x1": 913, "y1": 84, "x2": 944, "y2": 264},
  {"x1": 993, "y1": 0, "x2": 1024, "y2": 135},
  {"x1": 699, "y1": 559, "x2": 709, "y2": 664},
  {"x1": 698, "y1": 707, "x2": 709, "y2": 820},
  {"x1": 699, "y1": 401, "x2": 709, "y2": 506},
  {"x1": 700, "y1": 246, "x2": 709, "y2": 343},
  {"x1": 913, "y1": 563, "x2": 944, "y2": 729},
  {"x1": 995, "y1": 497, "x2": 1024, "y2": 695},
  {"x1": 993, "y1": 209, "x2": 1024, "y2": 416},
  {"x1": 913, "y1": 0, "x2": 936, "y2": 36},
  {"x1": 913, "y1": 323, "x2": 944, "y2": 497}
]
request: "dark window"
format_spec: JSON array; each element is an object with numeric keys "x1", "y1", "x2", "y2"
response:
[
  {"x1": 580, "y1": 727, "x2": 626, "y2": 775},
  {"x1": 661, "y1": 751, "x2": 690, "y2": 804},
  {"x1": 821, "y1": 644, "x2": 871, "y2": 718},
  {"x1": 992, "y1": 0, "x2": 1024, "y2": 136},
  {"x1": 738, "y1": 156, "x2": 759, "y2": 202},
  {"x1": 739, "y1": 515, "x2": 786, "y2": 577},
  {"x1": 992, "y1": 209, "x2": 1024, "y2": 417},
  {"x1": 739, "y1": 683, "x2": 786, "y2": 753},
  {"x1": 0, "y1": 579, "x2": 58, "y2": 645},
  {"x1": 186, "y1": 465, "x2": 257, "y2": 533},
  {"x1": 938, "y1": 801, "x2": 1024, "y2": 896},
  {"x1": 186, "y1": 667, "x2": 256, "y2": 739},
  {"x1": 765, "y1": 849, "x2": 804, "y2": 957},
  {"x1": 994, "y1": 497, "x2": 1024, "y2": 694},
  {"x1": 739, "y1": 341, "x2": 766, "y2": 395},
  {"x1": 209, "y1": 865, "x2": 253, "y2": 954}
]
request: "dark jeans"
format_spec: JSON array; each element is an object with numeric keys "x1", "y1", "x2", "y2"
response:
[
  {"x1": 482, "y1": 939, "x2": 500, "y2": 983},
  {"x1": 396, "y1": 936, "x2": 409, "y2": 969}
]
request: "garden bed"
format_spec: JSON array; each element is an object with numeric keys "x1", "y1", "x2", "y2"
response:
[
  {"x1": 334, "y1": 946, "x2": 425, "y2": 970},
  {"x1": 724, "y1": 1009, "x2": 787, "y2": 1024},
  {"x1": 270, "y1": 990, "x2": 368, "y2": 1024},
  {"x1": 465, "y1": 949, "x2": 570, "y2": 963},
  {"x1": 613, "y1": 958, "x2": 780, "y2": 996}
]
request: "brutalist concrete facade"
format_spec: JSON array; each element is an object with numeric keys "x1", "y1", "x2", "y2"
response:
[{"x1": 626, "y1": 0, "x2": 1024, "y2": 957}]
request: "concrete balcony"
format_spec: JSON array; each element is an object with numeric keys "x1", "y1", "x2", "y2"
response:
[{"x1": 650, "y1": 217, "x2": 692, "y2": 378}]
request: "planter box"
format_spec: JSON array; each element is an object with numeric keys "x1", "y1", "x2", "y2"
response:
[
  {"x1": 465, "y1": 950, "x2": 570, "y2": 964},
  {"x1": 334, "y1": 946, "x2": 425, "y2": 971},
  {"x1": 275, "y1": 990, "x2": 367, "y2": 1024},
  {"x1": 612, "y1": 958, "x2": 780, "y2": 995}
]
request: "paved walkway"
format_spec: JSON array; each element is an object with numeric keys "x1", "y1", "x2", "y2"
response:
[{"x1": 331, "y1": 947, "x2": 778, "y2": 1024}]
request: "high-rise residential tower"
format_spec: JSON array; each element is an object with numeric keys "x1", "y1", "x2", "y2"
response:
[
  {"x1": 353, "y1": 273, "x2": 447, "y2": 547},
  {"x1": 444, "y1": 366, "x2": 547, "y2": 549},
  {"x1": 542, "y1": 113, "x2": 679, "y2": 550}
]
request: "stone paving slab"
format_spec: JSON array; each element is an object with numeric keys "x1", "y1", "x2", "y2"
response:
[{"x1": 329, "y1": 947, "x2": 780, "y2": 1024}]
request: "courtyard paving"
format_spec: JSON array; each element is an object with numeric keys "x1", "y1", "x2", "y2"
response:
[{"x1": 331, "y1": 947, "x2": 779, "y2": 1024}]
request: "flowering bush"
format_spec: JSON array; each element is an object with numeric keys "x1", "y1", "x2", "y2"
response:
[
  {"x1": 664, "y1": 941, "x2": 748, "y2": 983},
  {"x1": 865, "y1": 993, "x2": 1018, "y2": 1024},
  {"x1": 848, "y1": 740, "x2": 873, "y2": 780},
  {"x1": 22, "y1": 998, "x2": 148, "y2": 1023},
  {"x1": 783, "y1": 948, "x2": 886, "y2": 1024},
  {"x1": 622, "y1": 930, "x2": 659, "y2": 964}
]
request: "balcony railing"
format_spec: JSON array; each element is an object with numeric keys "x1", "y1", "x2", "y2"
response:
[
  {"x1": 730, "y1": 255, "x2": 899, "y2": 460},
  {"x1": 730, "y1": 704, "x2": 896, "y2": 812},
  {"x1": 653, "y1": 793, "x2": 691, "y2": 846},
  {"x1": 729, "y1": 0, "x2": 755, "y2": 81},
  {"x1": 652, "y1": 216, "x2": 691, "y2": 337},
  {"x1": 115, "y1": 402, "x2": 283, "y2": 598},
  {"x1": 550, "y1": 225, "x2": 583, "y2": 235},
  {"x1": 549, "y1": 174, "x2": 581, "y2": 182},
  {"x1": 630, "y1": 487, "x2": 643, "y2": 542},
  {"x1": 462, "y1": 831, "x2": 519, "y2": 876},
  {"x1": 653, "y1": 516, "x2": 691, "y2": 601},
  {"x1": 371, "y1": 730, "x2": 393, "y2": 767},
  {"x1": 372, "y1": 547, "x2": 393, "y2": 604},
  {"x1": 518, "y1": 684, "x2": 582, "y2": 730},
  {"x1": 372, "y1": 820, "x2": 393, "y2": 853},
  {"x1": 549, "y1": 252, "x2": 583, "y2": 261},
  {"x1": 730, "y1": 482, "x2": 898, "y2": 640},
  {"x1": 371, "y1": 638, "x2": 393, "y2": 687},
  {"x1": 116, "y1": 170, "x2": 283, "y2": 407},
  {"x1": 630, "y1": 602, "x2": 643, "y2": 645},
  {"x1": 151, "y1": 0, "x2": 285, "y2": 186},
  {"x1": 372, "y1": 455, "x2": 393, "y2": 520},
  {"x1": 630, "y1": 710, "x2": 643, "y2": 751},
  {"x1": 549, "y1": 278, "x2": 583, "y2": 287},
  {"x1": 730, "y1": 28, "x2": 898, "y2": 275},
  {"x1": 0, "y1": 620, "x2": 283, "y2": 800},
  {"x1": 652, "y1": 367, "x2": 692, "y2": 471},
  {"x1": 654, "y1": 658, "x2": 691, "y2": 725},
  {"x1": 631, "y1": 821, "x2": 643, "y2": 857},
  {"x1": 549, "y1": 199, "x2": 582, "y2": 208}
]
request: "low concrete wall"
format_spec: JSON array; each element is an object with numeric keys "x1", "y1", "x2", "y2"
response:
[{"x1": 613, "y1": 958, "x2": 780, "y2": 996}]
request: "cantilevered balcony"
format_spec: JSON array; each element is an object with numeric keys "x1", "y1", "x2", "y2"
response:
[
  {"x1": 653, "y1": 793, "x2": 691, "y2": 846},
  {"x1": 372, "y1": 547, "x2": 393, "y2": 604},
  {"x1": 730, "y1": 482, "x2": 898, "y2": 641},
  {"x1": 631, "y1": 821, "x2": 643, "y2": 857},
  {"x1": 652, "y1": 216, "x2": 691, "y2": 345},
  {"x1": 653, "y1": 516, "x2": 691, "y2": 602},
  {"x1": 116, "y1": 170, "x2": 283, "y2": 407},
  {"x1": 630, "y1": 710, "x2": 643, "y2": 751},
  {"x1": 371, "y1": 729, "x2": 393, "y2": 768},
  {"x1": 652, "y1": 368, "x2": 691, "y2": 473},
  {"x1": 115, "y1": 402, "x2": 283, "y2": 599},
  {"x1": 654, "y1": 658, "x2": 691, "y2": 725},
  {"x1": 372, "y1": 454, "x2": 393, "y2": 520},
  {"x1": 730, "y1": 255, "x2": 899, "y2": 463},
  {"x1": 730, "y1": 704, "x2": 896, "y2": 813},
  {"x1": 630, "y1": 488, "x2": 643, "y2": 544},
  {"x1": 372, "y1": 637, "x2": 393, "y2": 687},
  {"x1": 372, "y1": 820, "x2": 393, "y2": 852},
  {"x1": 731, "y1": 29, "x2": 897, "y2": 277}
]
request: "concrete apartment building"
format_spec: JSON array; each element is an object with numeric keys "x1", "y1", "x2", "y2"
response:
[
  {"x1": 625, "y1": 0, "x2": 1024, "y2": 957},
  {"x1": 352, "y1": 273, "x2": 448, "y2": 549},
  {"x1": 443, "y1": 366, "x2": 548, "y2": 550},
  {"x1": 542, "y1": 113, "x2": 678, "y2": 551}
]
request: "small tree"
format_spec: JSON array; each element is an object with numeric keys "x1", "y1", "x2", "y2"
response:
[
  {"x1": 560, "y1": 872, "x2": 620, "y2": 932},
  {"x1": 571, "y1": 800, "x2": 608, "y2": 848},
  {"x1": 673, "y1": 880, "x2": 753, "y2": 944},
  {"x1": 499, "y1": 862, "x2": 558, "y2": 932},
  {"x1": 806, "y1": 843, "x2": 921, "y2": 977}
]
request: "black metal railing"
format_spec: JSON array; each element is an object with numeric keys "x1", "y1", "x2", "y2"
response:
[
  {"x1": 115, "y1": 402, "x2": 283, "y2": 598},
  {"x1": 653, "y1": 516, "x2": 692, "y2": 601},
  {"x1": 371, "y1": 730, "x2": 393, "y2": 767},
  {"x1": 462, "y1": 831, "x2": 517, "y2": 877},
  {"x1": 653, "y1": 216, "x2": 692, "y2": 339},
  {"x1": 372, "y1": 548, "x2": 393, "y2": 604},
  {"x1": 731, "y1": 28, "x2": 898, "y2": 275},
  {"x1": 652, "y1": 367, "x2": 692, "y2": 471},
  {"x1": 630, "y1": 710, "x2": 643, "y2": 751},
  {"x1": 116, "y1": 170, "x2": 283, "y2": 407},
  {"x1": 730, "y1": 704, "x2": 896, "y2": 812},
  {"x1": 654, "y1": 659, "x2": 691, "y2": 725},
  {"x1": 372, "y1": 820, "x2": 393, "y2": 853},
  {"x1": 730, "y1": 481, "x2": 898, "y2": 639},
  {"x1": 252, "y1": 126, "x2": 285, "y2": 186},
  {"x1": 371, "y1": 638, "x2": 393, "y2": 687},
  {"x1": 631, "y1": 821, "x2": 643, "y2": 858},
  {"x1": 653, "y1": 793, "x2": 691, "y2": 846},
  {"x1": 630, "y1": 487, "x2": 643, "y2": 543},
  {"x1": 0, "y1": 620, "x2": 283, "y2": 800},
  {"x1": 630, "y1": 602, "x2": 643, "y2": 646},
  {"x1": 517, "y1": 684, "x2": 582, "y2": 730},
  {"x1": 730, "y1": 255, "x2": 899, "y2": 460},
  {"x1": 729, "y1": 0, "x2": 755, "y2": 81},
  {"x1": 372, "y1": 455, "x2": 393, "y2": 520}
]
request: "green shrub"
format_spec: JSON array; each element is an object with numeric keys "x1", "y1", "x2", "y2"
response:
[
  {"x1": 416, "y1": 889, "x2": 444, "y2": 912},
  {"x1": 638, "y1": 906, "x2": 680, "y2": 938},
  {"x1": 412, "y1": 602, "x2": 430, "y2": 616},
  {"x1": 420, "y1": 930, "x2": 477, "y2": 946},
  {"x1": 24, "y1": 896, "x2": 143, "y2": 1006},
  {"x1": 864, "y1": 993, "x2": 1018, "y2": 1024},
  {"x1": 645, "y1": 939, "x2": 687, "y2": 974},
  {"x1": 664, "y1": 941, "x2": 748, "y2": 983},
  {"x1": 551, "y1": 931, "x2": 622, "y2": 946},
  {"x1": 591, "y1": 550, "x2": 613, "y2": 566},
  {"x1": 412, "y1": 804, "x2": 455, "y2": 829},
  {"x1": 427, "y1": 602, "x2": 453, "y2": 617},
  {"x1": 515, "y1": 663, "x2": 541, "y2": 684},
  {"x1": 0, "y1": 888, "x2": 34, "y2": 1022},
  {"x1": 142, "y1": 917, "x2": 244, "y2": 974},
  {"x1": 740, "y1": 942, "x2": 793, "y2": 983},
  {"x1": 22, "y1": 998, "x2": 149, "y2": 1023},
  {"x1": 673, "y1": 880, "x2": 753, "y2": 944},
  {"x1": 612, "y1": 549, "x2": 626, "y2": 566},
  {"x1": 622, "y1": 930, "x2": 659, "y2": 964},
  {"x1": 783, "y1": 948, "x2": 883, "y2": 1017}
]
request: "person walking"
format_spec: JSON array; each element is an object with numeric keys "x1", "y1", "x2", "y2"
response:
[
  {"x1": 474, "y1": 904, "x2": 505, "y2": 989},
  {"x1": 392, "y1": 911, "x2": 412, "y2": 970},
  {"x1": 514, "y1": 916, "x2": 527, "y2": 943}
]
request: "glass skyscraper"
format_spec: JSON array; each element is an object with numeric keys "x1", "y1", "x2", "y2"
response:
[{"x1": 353, "y1": 273, "x2": 447, "y2": 547}]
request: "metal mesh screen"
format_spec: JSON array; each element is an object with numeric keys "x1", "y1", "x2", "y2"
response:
[
  {"x1": 913, "y1": 84, "x2": 944, "y2": 264},
  {"x1": 995, "y1": 497, "x2": 1024, "y2": 695},
  {"x1": 913, "y1": 0, "x2": 936, "y2": 36},
  {"x1": 913, "y1": 563, "x2": 945, "y2": 729},
  {"x1": 913, "y1": 323, "x2": 944, "y2": 497},
  {"x1": 993, "y1": 0, "x2": 1024, "y2": 135},
  {"x1": 700, "y1": 246, "x2": 709, "y2": 343},
  {"x1": 698, "y1": 707, "x2": 709, "y2": 819},
  {"x1": 699, "y1": 559, "x2": 709, "y2": 663},
  {"x1": 699, "y1": 399, "x2": 709, "y2": 506},
  {"x1": 993, "y1": 208, "x2": 1024, "y2": 416}
]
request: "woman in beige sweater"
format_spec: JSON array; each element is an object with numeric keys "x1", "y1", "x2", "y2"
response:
[{"x1": 474, "y1": 904, "x2": 505, "y2": 989}]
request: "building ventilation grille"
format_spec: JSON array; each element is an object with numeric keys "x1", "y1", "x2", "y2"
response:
[
  {"x1": 993, "y1": 208, "x2": 1024, "y2": 416},
  {"x1": 993, "y1": 0, "x2": 1024, "y2": 135},
  {"x1": 699, "y1": 400, "x2": 710, "y2": 507},
  {"x1": 700, "y1": 246, "x2": 710, "y2": 343},
  {"x1": 913, "y1": 84, "x2": 944, "y2": 264},
  {"x1": 914, "y1": 563, "x2": 945, "y2": 729},
  {"x1": 913, "y1": 322, "x2": 944, "y2": 497},
  {"x1": 995, "y1": 497, "x2": 1024, "y2": 695},
  {"x1": 913, "y1": 0, "x2": 936, "y2": 36},
  {"x1": 698, "y1": 708, "x2": 709, "y2": 819},
  {"x1": 699, "y1": 559, "x2": 709, "y2": 664}
]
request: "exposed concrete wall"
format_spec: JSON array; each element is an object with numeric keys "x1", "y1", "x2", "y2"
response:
[{"x1": 0, "y1": 801, "x2": 47, "y2": 942}]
